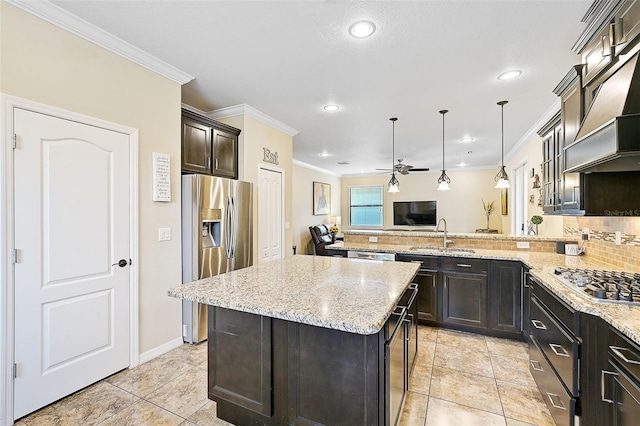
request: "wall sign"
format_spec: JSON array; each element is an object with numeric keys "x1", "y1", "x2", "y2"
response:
[
  {"x1": 263, "y1": 147, "x2": 279, "y2": 165},
  {"x1": 152, "y1": 152, "x2": 171, "y2": 202}
]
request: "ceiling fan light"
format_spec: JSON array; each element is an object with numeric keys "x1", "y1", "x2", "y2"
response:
[
  {"x1": 388, "y1": 173, "x2": 400, "y2": 193},
  {"x1": 437, "y1": 180, "x2": 451, "y2": 191}
]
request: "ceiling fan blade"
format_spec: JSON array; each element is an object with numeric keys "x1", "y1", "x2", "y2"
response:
[
  {"x1": 409, "y1": 167, "x2": 430, "y2": 172},
  {"x1": 376, "y1": 168, "x2": 393, "y2": 171},
  {"x1": 399, "y1": 169, "x2": 410, "y2": 175}
]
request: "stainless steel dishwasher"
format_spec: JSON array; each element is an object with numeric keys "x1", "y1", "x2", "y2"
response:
[{"x1": 347, "y1": 251, "x2": 396, "y2": 261}]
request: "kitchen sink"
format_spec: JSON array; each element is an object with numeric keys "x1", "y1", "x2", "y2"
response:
[{"x1": 409, "y1": 246, "x2": 475, "y2": 254}]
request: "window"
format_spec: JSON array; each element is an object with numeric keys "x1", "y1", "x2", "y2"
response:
[{"x1": 349, "y1": 186, "x2": 383, "y2": 227}]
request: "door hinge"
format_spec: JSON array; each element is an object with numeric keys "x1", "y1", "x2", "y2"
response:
[
  {"x1": 12, "y1": 248, "x2": 18, "y2": 264},
  {"x1": 13, "y1": 363, "x2": 17, "y2": 379},
  {"x1": 12, "y1": 134, "x2": 17, "y2": 149}
]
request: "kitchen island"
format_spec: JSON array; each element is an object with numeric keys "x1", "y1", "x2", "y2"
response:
[{"x1": 168, "y1": 255, "x2": 419, "y2": 426}]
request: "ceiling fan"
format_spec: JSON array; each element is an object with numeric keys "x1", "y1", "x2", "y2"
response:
[{"x1": 377, "y1": 159, "x2": 430, "y2": 175}]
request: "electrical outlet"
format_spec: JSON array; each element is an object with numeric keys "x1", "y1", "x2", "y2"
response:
[
  {"x1": 369, "y1": 236, "x2": 378, "y2": 243},
  {"x1": 581, "y1": 227, "x2": 590, "y2": 241},
  {"x1": 516, "y1": 241, "x2": 530, "y2": 249},
  {"x1": 615, "y1": 231, "x2": 622, "y2": 245}
]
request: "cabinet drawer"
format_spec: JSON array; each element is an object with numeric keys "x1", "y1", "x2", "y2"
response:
[
  {"x1": 609, "y1": 327, "x2": 640, "y2": 380},
  {"x1": 531, "y1": 279, "x2": 578, "y2": 335},
  {"x1": 530, "y1": 297, "x2": 579, "y2": 395},
  {"x1": 440, "y1": 257, "x2": 487, "y2": 273},
  {"x1": 396, "y1": 254, "x2": 438, "y2": 269},
  {"x1": 529, "y1": 339, "x2": 576, "y2": 426}
]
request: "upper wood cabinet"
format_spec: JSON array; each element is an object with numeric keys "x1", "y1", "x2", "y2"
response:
[
  {"x1": 559, "y1": 65, "x2": 584, "y2": 212},
  {"x1": 181, "y1": 109, "x2": 241, "y2": 179},
  {"x1": 538, "y1": 112, "x2": 562, "y2": 214}
]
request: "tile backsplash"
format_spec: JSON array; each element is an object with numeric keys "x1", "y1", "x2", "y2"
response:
[{"x1": 564, "y1": 216, "x2": 640, "y2": 270}]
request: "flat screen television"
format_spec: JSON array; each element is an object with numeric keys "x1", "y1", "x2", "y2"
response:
[{"x1": 393, "y1": 201, "x2": 437, "y2": 226}]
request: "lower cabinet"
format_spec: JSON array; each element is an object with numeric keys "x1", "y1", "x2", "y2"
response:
[
  {"x1": 580, "y1": 313, "x2": 609, "y2": 426},
  {"x1": 396, "y1": 255, "x2": 524, "y2": 340},
  {"x1": 208, "y1": 295, "x2": 413, "y2": 426},
  {"x1": 488, "y1": 260, "x2": 523, "y2": 335},
  {"x1": 415, "y1": 269, "x2": 438, "y2": 325},
  {"x1": 441, "y1": 270, "x2": 487, "y2": 330}
]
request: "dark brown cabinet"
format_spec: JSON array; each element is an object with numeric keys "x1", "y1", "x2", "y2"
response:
[
  {"x1": 539, "y1": 113, "x2": 563, "y2": 214},
  {"x1": 397, "y1": 254, "x2": 523, "y2": 340},
  {"x1": 181, "y1": 109, "x2": 240, "y2": 179},
  {"x1": 488, "y1": 260, "x2": 523, "y2": 335},
  {"x1": 441, "y1": 258, "x2": 488, "y2": 331},
  {"x1": 613, "y1": 0, "x2": 640, "y2": 56},
  {"x1": 396, "y1": 254, "x2": 439, "y2": 325},
  {"x1": 580, "y1": 313, "x2": 609, "y2": 426}
]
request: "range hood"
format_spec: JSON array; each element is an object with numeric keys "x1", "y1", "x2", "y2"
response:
[{"x1": 565, "y1": 53, "x2": 640, "y2": 173}]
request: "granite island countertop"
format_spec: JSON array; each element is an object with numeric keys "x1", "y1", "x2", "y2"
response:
[
  {"x1": 329, "y1": 240, "x2": 640, "y2": 346},
  {"x1": 343, "y1": 229, "x2": 576, "y2": 242},
  {"x1": 168, "y1": 255, "x2": 419, "y2": 335}
]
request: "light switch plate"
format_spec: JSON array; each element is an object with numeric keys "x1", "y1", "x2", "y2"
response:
[
  {"x1": 369, "y1": 236, "x2": 378, "y2": 243},
  {"x1": 615, "y1": 231, "x2": 622, "y2": 245},
  {"x1": 516, "y1": 241, "x2": 530, "y2": 249},
  {"x1": 158, "y1": 227, "x2": 171, "y2": 241}
]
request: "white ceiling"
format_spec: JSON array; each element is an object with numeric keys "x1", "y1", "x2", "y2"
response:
[{"x1": 51, "y1": 0, "x2": 591, "y2": 177}]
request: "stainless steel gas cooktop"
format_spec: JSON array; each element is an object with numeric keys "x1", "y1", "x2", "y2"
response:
[{"x1": 554, "y1": 267, "x2": 640, "y2": 305}]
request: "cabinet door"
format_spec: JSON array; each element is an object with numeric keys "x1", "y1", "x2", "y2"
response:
[
  {"x1": 182, "y1": 118, "x2": 212, "y2": 174},
  {"x1": 212, "y1": 128, "x2": 238, "y2": 179},
  {"x1": 441, "y1": 271, "x2": 487, "y2": 330},
  {"x1": 415, "y1": 270, "x2": 438, "y2": 325},
  {"x1": 579, "y1": 314, "x2": 609, "y2": 426},
  {"x1": 488, "y1": 261, "x2": 522, "y2": 336},
  {"x1": 542, "y1": 133, "x2": 555, "y2": 213}
]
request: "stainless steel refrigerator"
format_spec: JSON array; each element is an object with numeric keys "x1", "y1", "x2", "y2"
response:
[{"x1": 181, "y1": 174, "x2": 253, "y2": 343}]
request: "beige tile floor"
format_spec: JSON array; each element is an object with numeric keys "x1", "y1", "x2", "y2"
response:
[{"x1": 16, "y1": 326, "x2": 554, "y2": 426}]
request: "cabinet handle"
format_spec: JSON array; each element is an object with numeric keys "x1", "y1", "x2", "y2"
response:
[
  {"x1": 601, "y1": 370, "x2": 618, "y2": 403},
  {"x1": 530, "y1": 360, "x2": 544, "y2": 372},
  {"x1": 456, "y1": 263, "x2": 472, "y2": 268},
  {"x1": 207, "y1": 156, "x2": 211, "y2": 170},
  {"x1": 547, "y1": 393, "x2": 567, "y2": 410},
  {"x1": 549, "y1": 343, "x2": 570, "y2": 358},
  {"x1": 531, "y1": 319, "x2": 547, "y2": 330},
  {"x1": 610, "y1": 346, "x2": 640, "y2": 365},
  {"x1": 215, "y1": 158, "x2": 219, "y2": 170}
]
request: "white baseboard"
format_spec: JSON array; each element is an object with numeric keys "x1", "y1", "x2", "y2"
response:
[{"x1": 138, "y1": 337, "x2": 184, "y2": 364}]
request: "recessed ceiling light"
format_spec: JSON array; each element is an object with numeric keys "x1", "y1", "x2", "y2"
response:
[
  {"x1": 458, "y1": 162, "x2": 467, "y2": 167},
  {"x1": 459, "y1": 137, "x2": 475, "y2": 143},
  {"x1": 498, "y1": 70, "x2": 522, "y2": 81},
  {"x1": 319, "y1": 151, "x2": 331, "y2": 157},
  {"x1": 349, "y1": 20, "x2": 376, "y2": 38},
  {"x1": 323, "y1": 104, "x2": 340, "y2": 112}
]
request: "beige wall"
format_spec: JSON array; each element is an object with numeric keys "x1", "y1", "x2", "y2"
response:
[
  {"x1": 341, "y1": 169, "x2": 507, "y2": 233},
  {"x1": 502, "y1": 133, "x2": 563, "y2": 237},
  {"x1": 1, "y1": 4, "x2": 183, "y2": 354},
  {"x1": 217, "y1": 114, "x2": 294, "y2": 260},
  {"x1": 292, "y1": 163, "x2": 342, "y2": 254}
]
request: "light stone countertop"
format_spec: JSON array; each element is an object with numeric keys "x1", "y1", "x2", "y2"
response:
[
  {"x1": 168, "y1": 255, "x2": 419, "y2": 335},
  {"x1": 329, "y1": 241, "x2": 640, "y2": 345},
  {"x1": 343, "y1": 229, "x2": 576, "y2": 242}
]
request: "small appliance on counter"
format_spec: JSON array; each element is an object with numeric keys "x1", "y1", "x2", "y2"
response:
[{"x1": 565, "y1": 244, "x2": 583, "y2": 256}]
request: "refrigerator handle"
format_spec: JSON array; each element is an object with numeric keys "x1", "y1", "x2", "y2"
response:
[
  {"x1": 231, "y1": 195, "x2": 237, "y2": 258},
  {"x1": 225, "y1": 195, "x2": 233, "y2": 259}
]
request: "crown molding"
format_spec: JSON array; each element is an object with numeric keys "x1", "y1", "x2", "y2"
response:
[
  {"x1": 207, "y1": 104, "x2": 299, "y2": 137},
  {"x1": 504, "y1": 99, "x2": 561, "y2": 164},
  {"x1": 7, "y1": 0, "x2": 194, "y2": 85},
  {"x1": 292, "y1": 159, "x2": 341, "y2": 177}
]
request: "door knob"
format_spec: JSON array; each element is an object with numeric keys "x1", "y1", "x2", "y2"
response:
[{"x1": 112, "y1": 259, "x2": 128, "y2": 267}]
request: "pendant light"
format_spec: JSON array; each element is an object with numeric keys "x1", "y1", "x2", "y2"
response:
[
  {"x1": 494, "y1": 100, "x2": 511, "y2": 189},
  {"x1": 437, "y1": 109, "x2": 451, "y2": 191},
  {"x1": 388, "y1": 117, "x2": 400, "y2": 193}
]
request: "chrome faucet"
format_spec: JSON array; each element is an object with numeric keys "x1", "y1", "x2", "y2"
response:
[{"x1": 435, "y1": 218, "x2": 454, "y2": 248}]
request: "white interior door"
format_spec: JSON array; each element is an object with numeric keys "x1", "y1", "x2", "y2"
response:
[
  {"x1": 258, "y1": 167, "x2": 283, "y2": 263},
  {"x1": 513, "y1": 162, "x2": 528, "y2": 236},
  {"x1": 13, "y1": 108, "x2": 131, "y2": 419}
]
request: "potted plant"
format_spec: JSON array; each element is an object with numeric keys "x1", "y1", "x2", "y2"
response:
[
  {"x1": 482, "y1": 199, "x2": 495, "y2": 230},
  {"x1": 531, "y1": 215, "x2": 543, "y2": 235}
]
